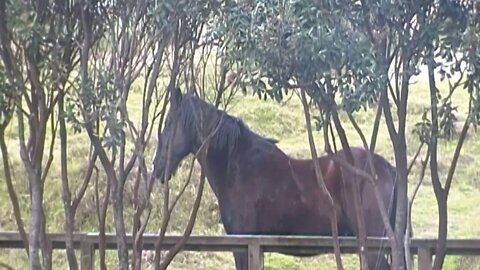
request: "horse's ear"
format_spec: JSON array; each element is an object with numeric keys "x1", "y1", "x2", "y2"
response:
[{"x1": 171, "y1": 87, "x2": 182, "y2": 106}]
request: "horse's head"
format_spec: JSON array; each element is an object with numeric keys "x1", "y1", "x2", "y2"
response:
[
  {"x1": 153, "y1": 87, "x2": 193, "y2": 183},
  {"x1": 152, "y1": 87, "x2": 279, "y2": 183}
]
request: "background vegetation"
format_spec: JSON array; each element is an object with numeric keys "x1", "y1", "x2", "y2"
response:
[{"x1": 1, "y1": 77, "x2": 480, "y2": 270}]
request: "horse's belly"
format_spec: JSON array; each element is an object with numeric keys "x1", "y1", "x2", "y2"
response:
[
  {"x1": 254, "y1": 204, "x2": 339, "y2": 257},
  {"x1": 217, "y1": 186, "x2": 353, "y2": 238},
  {"x1": 255, "y1": 199, "x2": 354, "y2": 257},
  {"x1": 255, "y1": 198, "x2": 334, "y2": 236}
]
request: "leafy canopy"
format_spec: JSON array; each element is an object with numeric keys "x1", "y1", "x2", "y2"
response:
[{"x1": 210, "y1": 0, "x2": 386, "y2": 113}]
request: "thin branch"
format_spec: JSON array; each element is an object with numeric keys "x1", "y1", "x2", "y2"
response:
[
  {"x1": 94, "y1": 165, "x2": 109, "y2": 270},
  {"x1": 41, "y1": 111, "x2": 58, "y2": 183},
  {"x1": 323, "y1": 79, "x2": 369, "y2": 270},
  {"x1": 0, "y1": 129, "x2": 29, "y2": 255},
  {"x1": 72, "y1": 148, "x2": 98, "y2": 211},
  {"x1": 58, "y1": 86, "x2": 78, "y2": 269},
  {"x1": 347, "y1": 113, "x2": 397, "y2": 243},
  {"x1": 154, "y1": 20, "x2": 183, "y2": 265},
  {"x1": 369, "y1": 104, "x2": 383, "y2": 153},
  {"x1": 0, "y1": 262, "x2": 15, "y2": 270},
  {"x1": 166, "y1": 158, "x2": 196, "y2": 216},
  {"x1": 159, "y1": 168, "x2": 206, "y2": 270},
  {"x1": 380, "y1": 91, "x2": 398, "y2": 144},
  {"x1": 407, "y1": 142, "x2": 425, "y2": 175},
  {"x1": 406, "y1": 149, "x2": 430, "y2": 270},
  {"x1": 444, "y1": 117, "x2": 470, "y2": 195},
  {"x1": 299, "y1": 89, "x2": 344, "y2": 270}
]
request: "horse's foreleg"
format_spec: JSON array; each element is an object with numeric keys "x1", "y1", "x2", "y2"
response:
[{"x1": 233, "y1": 251, "x2": 248, "y2": 270}]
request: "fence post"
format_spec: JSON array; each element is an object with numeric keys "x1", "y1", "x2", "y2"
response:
[
  {"x1": 248, "y1": 243, "x2": 263, "y2": 270},
  {"x1": 417, "y1": 247, "x2": 432, "y2": 270},
  {"x1": 80, "y1": 238, "x2": 94, "y2": 270}
]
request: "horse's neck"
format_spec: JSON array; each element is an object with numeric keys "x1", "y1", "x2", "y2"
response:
[
  {"x1": 197, "y1": 145, "x2": 234, "y2": 198},
  {"x1": 189, "y1": 114, "x2": 223, "y2": 153},
  {"x1": 197, "y1": 130, "x2": 250, "y2": 198}
]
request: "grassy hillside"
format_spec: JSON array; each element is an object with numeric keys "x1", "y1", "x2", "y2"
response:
[{"x1": 0, "y1": 75, "x2": 479, "y2": 270}]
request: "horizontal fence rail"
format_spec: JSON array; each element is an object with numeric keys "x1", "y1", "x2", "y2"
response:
[{"x1": 1, "y1": 232, "x2": 480, "y2": 270}]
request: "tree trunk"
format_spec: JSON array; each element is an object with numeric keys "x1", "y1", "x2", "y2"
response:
[
  {"x1": 59, "y1": 93, "x2": 78, "y2": 269},
  {"x1": 393, "y1": 146, "x2": 408, "y2": 270},
  {"x1": 95, "y1": 172, "x2": 109, "y2": 270},
  {"x1": 28, "y1": 170, "x2": 43, "y2": 270},
  {"x1": 112, "y1": 181, "x2": 129, "y2": 270},
  {"x1": 433, "y1": 192, "x2": 448, "y2": 269}
]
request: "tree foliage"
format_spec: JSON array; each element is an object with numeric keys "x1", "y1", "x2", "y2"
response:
[
  {"x1": 1, "y1": 0, "x2": 242, "y2": 269},
  {"x1": 212, "y1": 0, "x2": 385, "y2": 112}
]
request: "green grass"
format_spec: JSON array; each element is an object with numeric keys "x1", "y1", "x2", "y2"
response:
[{"x1": 0, "y1": 75, "x2": 479, "y2": 269}]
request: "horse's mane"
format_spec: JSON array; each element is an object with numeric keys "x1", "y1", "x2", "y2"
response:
[{"x1": 179, "y1": 94, "x2": 278, "y2": 152}]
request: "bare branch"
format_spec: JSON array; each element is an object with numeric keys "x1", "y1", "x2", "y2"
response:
[
  {"x1": 347, "y1": 113, "x2": 397, "y2": 244},
  {"x1": 158, "y1": 167, "x2": 206, "y2": 269},
  {"x1": 407, "y1": 142, "x2": 425, "y2": 175},
  {"x1": 72, "y1": 148, "x2": 98, "y2": 211},
  {"x1": 0, "y1": 129, "x2": 29, "y2": 255},
  {"x1": 406, "y1": 149, "x2": 430, "y2": 270},
  {"x1": 41, "y1": 111, "x2": 58, "y2": 183},
  {"x1": 94, "y1": 165, "x2": 109, "y2": 270},
  {"x1": 444, "y1": 117, "x2": 470, "y2": 195},
  {"x1": 369, "y1": 104, "x2": 383, "y2": 153},
  {"x1": 299, "y1": 89, "x2": 344, "y2": 270}
]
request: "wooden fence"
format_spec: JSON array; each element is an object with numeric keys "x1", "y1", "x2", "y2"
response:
[{"x1": 1, "y1": 232, "x2": 480, "y2": 270}]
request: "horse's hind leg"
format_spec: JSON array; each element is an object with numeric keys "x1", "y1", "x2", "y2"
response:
[
  {"x1": 367, "y1": 252, "x2": 390, "y2": 270},
  {"x1": 363, "y1": 190, "x2": 393, "y2": 270},
  {"x1": 340, "y1": 175, "x2": 394, "y2": 269},
  {"x1": 233, "y1": 251, "x2": 248, "y2": 270}
]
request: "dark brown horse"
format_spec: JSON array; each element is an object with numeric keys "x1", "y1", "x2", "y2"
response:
[{"x1": 153, "y1": 88, "x2": 398, "y2": 270}]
